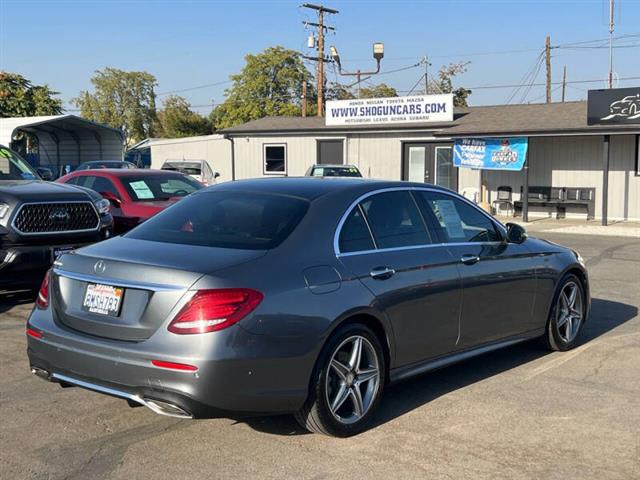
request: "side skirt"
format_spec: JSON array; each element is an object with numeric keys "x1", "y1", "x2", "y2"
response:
[{"x1": 389, "y1": 328, "x2": 545, "y2": 383}]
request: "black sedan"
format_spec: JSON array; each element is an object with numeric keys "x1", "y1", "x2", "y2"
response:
[{"x1": 27, "y1": 178, "x2": 589, "y2": 436}]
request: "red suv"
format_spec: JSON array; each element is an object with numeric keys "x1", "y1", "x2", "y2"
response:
[{"x1": 57, "y1": 169, "x2": 203, "y2": 234}]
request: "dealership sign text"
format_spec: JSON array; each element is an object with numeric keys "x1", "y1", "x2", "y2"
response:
[{"x1": 325, "y1": 94, "x2": 454, "y2": 126}]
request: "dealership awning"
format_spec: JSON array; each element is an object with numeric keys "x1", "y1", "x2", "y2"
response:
[{"x1": 0, "y1": 114, "x2": 124, "y2": 168}]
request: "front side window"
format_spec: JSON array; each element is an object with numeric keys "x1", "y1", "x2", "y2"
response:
[
  {"x1": 360, "y1": 191, "x2": 431, "y2": 249},
  {"x1": 126, "y1": 191, "x2": 309, "y2": 250},
  {"x1": 77, "y1": 176, "x2": 121, "y2": 198},
  {"x1": 264, "y1": 144, "x2": 286, "y2": 175},
  {"x1": 339, "y1": 206, "x2": 375, "y2": 253},
  {"x1": 417, "y1": 191, "x2": 501, "y2": 243}
]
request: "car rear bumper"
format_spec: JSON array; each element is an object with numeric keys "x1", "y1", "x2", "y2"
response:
[{"x1": 26, "y1": 307, "x2": 317, "y2": 418}]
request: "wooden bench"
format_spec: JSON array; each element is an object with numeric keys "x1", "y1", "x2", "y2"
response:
[{"x1": 514, "y1": 186, "x2": 595, "y2": 220}]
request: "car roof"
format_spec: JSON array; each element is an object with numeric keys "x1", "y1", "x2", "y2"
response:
[
  {"x1": 72, "y1": 168, "x2": 185, "y2": 177},
  {"x1": 206, "y1": 177, "x2": 450, "y2": 201},
  {"x1": 311, "y1": 164, "x2": 358, "y2": 168}
]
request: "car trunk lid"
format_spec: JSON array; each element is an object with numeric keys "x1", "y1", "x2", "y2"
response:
[{"x1": 50, "y1": 236, "x2": 266, "y2": 341}]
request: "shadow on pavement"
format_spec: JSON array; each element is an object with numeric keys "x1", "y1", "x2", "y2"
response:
[
  {"x1": 244, "y1": 297, "x2": 637, "y2": 436},
  {"x1": 0, "y1": 289, "x2": 35, "y2": 315}
]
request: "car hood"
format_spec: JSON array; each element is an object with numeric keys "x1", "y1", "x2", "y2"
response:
[{"x1": 0, "y1": 180, "x2": 94, "y2": 203}]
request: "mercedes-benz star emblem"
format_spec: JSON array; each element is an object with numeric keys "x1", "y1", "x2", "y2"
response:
[{"x1": 94, "y1": 260, "x2": 106, "y2": 274}]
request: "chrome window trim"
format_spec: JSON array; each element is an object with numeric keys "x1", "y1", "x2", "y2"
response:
[
  {"x1": 333, "y1": 186, "x2": 507, "y2": 257},
  {"x1": 11, "y1": 200, "x2": 100, "y2": 236},
  {"x1": 53, "y1": 268, "x2": 185, "y2": 292}
]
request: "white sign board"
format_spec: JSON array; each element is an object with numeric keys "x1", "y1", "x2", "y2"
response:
[{"x1": 325, "y1": 94, "x2": 454, "y2": 126}]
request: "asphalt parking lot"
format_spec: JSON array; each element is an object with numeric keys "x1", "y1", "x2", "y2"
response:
[{"x1": 1, "y1": 232, "x2": 638, "y2": 480}]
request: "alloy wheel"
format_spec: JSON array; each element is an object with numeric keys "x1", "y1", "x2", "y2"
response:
[
  {"x1": 556, "y1": 281, "x2": 583, "y2": 343},
  {"x1": 325, "y1": 335, "x2": 381, "y2": 425}
]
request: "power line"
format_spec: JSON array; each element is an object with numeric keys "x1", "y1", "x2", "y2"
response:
[{"x1": 156, "y1": 80, "x2": 232, "y2": 96}]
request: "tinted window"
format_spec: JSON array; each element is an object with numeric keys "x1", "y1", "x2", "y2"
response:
[
  {"x1": 121, "y1": 174, "x2": 202, "y2": 201},
  {"x1": 417, "y1": 191, "x2": 501, "y2": 243},
  {"x1": 360, "y1": 191, "x2": 430, "y2": 249},
  {"x1": 264, "y1": 145, "x2": 286, "y2": 174},
  {"x1": 339, "y1": 207, "x2": 375, "y2": 253},
  {"x1": 312, "y1": 166, "x2": 362, "y2": 177},
  {"x1": 0, "y1": 147, "x2": 38, "y2": 180},
  {"x1": 126, "y1": 191, "x2": 309, "y2": 250},
  {"x1": 77, "y1": 176, "x2": 120, "y2": 198}
]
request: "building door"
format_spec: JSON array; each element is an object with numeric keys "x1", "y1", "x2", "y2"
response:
[
  {"x1": 403, "y1": 143, "x2": 457, "y2": 190},
  {"x1": 317, "y1": 140, "x2": 344, "y2": 165}
]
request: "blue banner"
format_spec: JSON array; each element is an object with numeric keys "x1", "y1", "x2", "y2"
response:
[{"x1": 453, "y1": 137, "x2": 528, "y2": 171}]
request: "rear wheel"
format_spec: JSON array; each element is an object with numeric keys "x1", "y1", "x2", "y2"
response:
[
  {"x1": 295, "y1": 323, "x2": 385, "y2": 437},
  {"x1": 543, "y1": 274, "x2": 585, "y2": 351}
]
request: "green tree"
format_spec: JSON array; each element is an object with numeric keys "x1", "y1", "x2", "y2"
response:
[
  {"x1": 211, "y1": 46, "x2": 313, "y2": 129},
  {"x1": 429, "y1": 62, "x2": 472, "y2": 107},
  {"x1": 326, "y1": 83, "x2": 355, "y2": 101},
  {"x1": 157, "y1": 95, "x2": 212, "y2": 138},
  {"x1": 0, "y1": 71, "x2": 63, "y2": 117},
  {"x1": 73, "y1": 67, "x2": 159, "y2": 145},
  {"x1": 360, "y1": 83, "x2": 398, "y2": 99}
]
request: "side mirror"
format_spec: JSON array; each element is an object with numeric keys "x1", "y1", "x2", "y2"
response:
[
  {"x1": 100, "y1": 191, "x2": 121, "y2": 208},
  {"x1": 506, "y1": 222, "x2": 527, "y2": 244},
  {"x1": 36, "y1": 167, "x2": 54, "y2": 181},
  {"x1": 213, "y1": 171, "x2": 220, "y2": 179}
]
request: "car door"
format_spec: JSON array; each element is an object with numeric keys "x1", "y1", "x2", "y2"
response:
[
  {"x1": 415, "y1": 190, "x2": 537, "y2": 348},
  {"x1": 77, "y1": 175, "x2": 127, "y2": 233},
  {"x1": 337, "y1": 190, "x2": 462, "y2": 367}
]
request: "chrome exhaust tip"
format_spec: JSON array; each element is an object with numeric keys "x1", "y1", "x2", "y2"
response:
[
  {"x1": 30, "y1": 367, "x2": 50, "y2": 381},
  {"x1": 142, "y1": 398, "x2": 193, "y2": 419}
]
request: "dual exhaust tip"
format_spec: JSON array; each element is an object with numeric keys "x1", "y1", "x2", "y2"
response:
[{"x1": 30, "y1": 367, "x2": 192, "y2": 419}]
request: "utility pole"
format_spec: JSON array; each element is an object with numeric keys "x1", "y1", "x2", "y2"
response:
[
  {"x1": 545, "y1": 35, "x2": 552, "y2": 103},
  {"x1": 561, "y1": 66, "x2": 567, "y2": 102},
  {"x1": 608, "y1": 0, "x2": 615, "y2": 88},
  {"x1": 301, "y1": 4, "x2": 338, "y2": 117},
  {"x1": 423, "y1": 56, "x2": 431, "y2": 95},
  {"x1": 301, "y1": 81, "x2": 307, "y2": 117}
]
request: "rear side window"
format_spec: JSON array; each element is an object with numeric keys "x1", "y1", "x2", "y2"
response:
[
  {"x1": 339, "y1": 207, "x2": 375, "y2": 253},
  {"x1": 417, "y1": 191, "x2": 501, "y2": 243},
  {"x1": 360, "y1": 191, "x2": 430, "y2": 249},
  {"x1": 126, "y1": 191, "x2": 309, "y2": 250},
  {"x1": 77, "y1": 176, "x2": 121, "y2": 198}
]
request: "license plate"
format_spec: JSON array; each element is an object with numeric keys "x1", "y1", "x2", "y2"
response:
[{"x1": 82, "y1": 283, "x2": 124, "y2": 316}]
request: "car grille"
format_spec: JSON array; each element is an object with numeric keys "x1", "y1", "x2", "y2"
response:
[{"x1": 13, "y1": 202, "x2": 99, "y2": 235}]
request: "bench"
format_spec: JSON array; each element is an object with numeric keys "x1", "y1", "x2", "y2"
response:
[{"x1": 514, "y1": 186, "x2": 595, "y2": 220}]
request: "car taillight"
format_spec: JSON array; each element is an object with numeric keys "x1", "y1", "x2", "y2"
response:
[
  {"x1": 168, "y1": 289, "x2": 263, "y2": 334},
  {"x1": 36, "y1": 270, "x2": 50, "y2": 309}
]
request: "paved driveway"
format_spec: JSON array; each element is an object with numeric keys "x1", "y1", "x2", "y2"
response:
[{"x1": 1, "y1": 232, "x2": 638, "y2": 479}]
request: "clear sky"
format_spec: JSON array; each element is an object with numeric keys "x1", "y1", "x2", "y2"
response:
[{"x1": 1, "y1": 0, "x2": 639, "y2": 114}]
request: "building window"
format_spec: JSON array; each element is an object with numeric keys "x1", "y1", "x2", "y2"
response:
[{"x1": 263, "y1": 144, "x2": 287, "y2": 175}]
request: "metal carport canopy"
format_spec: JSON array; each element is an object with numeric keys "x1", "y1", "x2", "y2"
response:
[{"x1": 0, "y1": 114, "x2": 124, "y2": 167}]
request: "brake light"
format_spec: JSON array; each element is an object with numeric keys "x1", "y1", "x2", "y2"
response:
[
  {"x1": 168, "y1": 289, "x2": 263, "y2": 334},
  {"x1": 36, "y1": 270, "x2": 50, "y2": 309}
]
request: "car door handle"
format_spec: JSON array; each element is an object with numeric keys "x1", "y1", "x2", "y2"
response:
[
  {"x1": 370, "y1": 266, "x2": 395, "y2": 280},
  {"x1": 460, "y1": 254, "x2": 480, "y2": 265}
]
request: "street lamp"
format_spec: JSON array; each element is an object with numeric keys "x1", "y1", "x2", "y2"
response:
[{"x1": 331, "y1": 42, "x2": 385, "y2": 98}]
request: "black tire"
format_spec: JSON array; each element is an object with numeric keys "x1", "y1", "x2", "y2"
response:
[
  {"x1": 543, "y1": 273, "x2": 586, "y2": 351},
  {"x1": 295, "y1": 323, "x2": 386, "y2": 437}
]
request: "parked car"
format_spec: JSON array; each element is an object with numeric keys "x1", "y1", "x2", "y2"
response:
[
  {"x1": 76, "y1": 160, "x2": 137, "y2": 171},
  {"x1": 0, "y1": 145, "x2": 112, "y2": 290},
  {"x1": 27, "y1": 178, "x2": 589, "y2": 436},
  {"x1": 161, "y1": 160, "x2": 219, "y2": 186},
  {"x1": 305, "y1": 164, "x2": 362, "y2": 177},
  {"x1": 57, "y1": 169, "x2": 203, "y2": 234}
]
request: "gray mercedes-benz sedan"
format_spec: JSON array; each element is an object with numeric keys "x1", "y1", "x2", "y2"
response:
[{"x1": 27, "y1": 178, "x2": 589, "y2": 436}]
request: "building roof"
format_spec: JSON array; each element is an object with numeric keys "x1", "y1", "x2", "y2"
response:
[{"x1": 221, "y1": 101, "x2": 640, "y2": 137}]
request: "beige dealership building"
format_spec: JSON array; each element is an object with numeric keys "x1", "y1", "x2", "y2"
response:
[{"x1": 148, "y1": 100, "x2": 640, "y2": 224}]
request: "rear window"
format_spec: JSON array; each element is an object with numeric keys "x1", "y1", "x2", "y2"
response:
[
  {"x1": 126, "y1": 191, "x2": 309, "y2": 250},
  {"x1": 162, "y1": 162, "x2": 202, "y2": 175},
  {"x1": 121, "y1": 174, "x2": 202, "y2": 201},
  {"x1": 313, "y1": 166, "x2": 361, "y2": 177}
]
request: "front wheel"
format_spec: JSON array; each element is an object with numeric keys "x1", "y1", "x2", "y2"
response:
[
  {"x1": 543, "y1": 274, "x2": 586, "y2": 351},
  {"x1": 295, "y1": 323, "x2": 385, "y2": 437}
]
